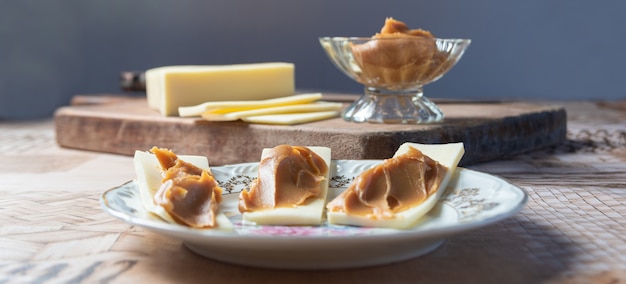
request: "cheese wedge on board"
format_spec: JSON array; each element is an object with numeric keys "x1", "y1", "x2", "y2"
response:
[
  {"x1": 179, "y1": 93, "x2": 322, "y2": 117},
  {"x1": 326, "y1": 142, "x2": 465, "y2": 229},
  {"x1": 133, "y1": 150, "x2": 233, "y2": 230},
  {"x1": 146, "y1": 62, "x2": 294, "y2": 116},
  {"x1": 241, "y1": 146, "x2": 332, "y2": 225},
  {"x1": 201, "y1": 102, "x2": 343, "y2": 121}
]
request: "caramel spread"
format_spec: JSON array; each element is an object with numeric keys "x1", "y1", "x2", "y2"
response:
[
  {"x1": 351, "y1": 18, "x2": 452, "y2": 88},
  {"x1": 151, "y1": 147, "x2": 223, "y2": 228},
  {"x1": 238, "y1": 145, "x2": 328, "y2": 212},
  {"x1": 326, "y1": 146, "x2": 447, "y2": 219}
]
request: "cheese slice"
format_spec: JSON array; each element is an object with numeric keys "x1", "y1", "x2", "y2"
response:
[
  {"x1": 179, "y1": 93, "x2": 322, "y2": 117},
  {"x1": 241, "y1": 146, "x2": 332, "y2": 225},
  {"x1": 201, "y1": 102, "x2": 343, "y2": 121},
  {"x1": 133, "y1": 150, "x2": 233, "y2": 230},
  {"x1": 326, "y1": 142, "x2": 465, "y2": 229},
  {"x1": 146, "y1": 62, "x2": 294, "y2": 116},
  {"x1": 242, "y1": 111, "x2": 340, "y2": 125}
]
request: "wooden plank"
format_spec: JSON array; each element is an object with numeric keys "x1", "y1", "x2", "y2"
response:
[{"x1": 54, "y1": 95, "x2": 566, "y2": 166}]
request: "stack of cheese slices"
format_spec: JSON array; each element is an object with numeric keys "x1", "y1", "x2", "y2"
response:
[{"x1": 178, "y1": 93, "x2": 342, "y2": 125}]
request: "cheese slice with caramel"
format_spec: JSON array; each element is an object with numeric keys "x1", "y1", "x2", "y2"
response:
[
  {"x1": 326, "y1": 142, "x2": 464, "y2": 229},
  {"x1": 238, "y1": 145, "x2": 332, "y2": 225},
  {"x1": 133, "y1": 148, "x2": 232, "y2": 230}
]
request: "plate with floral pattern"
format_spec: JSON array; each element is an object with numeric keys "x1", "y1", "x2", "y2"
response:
[{"x1": 101, "y1": 160, "x2": 527, "y2": 269}]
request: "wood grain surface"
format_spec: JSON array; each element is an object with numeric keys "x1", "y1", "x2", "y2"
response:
[{"x1": 54, "y1": 94, "x2": 566, "y2": 166}]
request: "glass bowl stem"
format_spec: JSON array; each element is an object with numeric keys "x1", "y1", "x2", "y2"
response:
[{"x1": 342, "y1": 86, "x2": 444, "y2": 124}]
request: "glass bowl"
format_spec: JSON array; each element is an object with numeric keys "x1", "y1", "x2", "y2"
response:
[{"x1": 319, "y1": 36, "x2": 471, "y2": 124}]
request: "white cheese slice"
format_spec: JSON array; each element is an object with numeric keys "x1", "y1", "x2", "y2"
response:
[
  {"x1": 326, "y1": 142, "x2": 465, "y2": 229},
  {"x1": 179, "y1": 93, "x2": 322, "y2": 117},
  {"x1": 146, "y1": 62, "x2": 294, "y2": 116},
  {"x1": 133, "y1": 150, "x2": 233, "y2": 230},
  {"x1": 242, "y1": 111, "x2": 340, "y2": 125},
  {"x1": 201, "y1": 102, "x2": 343, "y2": 122},
  {"x1": 241, "y1": 146, "x2": 332, "y2": 226}
]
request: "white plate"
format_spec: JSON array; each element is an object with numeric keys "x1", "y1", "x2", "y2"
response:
[{"x1": 100, "y1": 160, "x2": 527, "y2": 270}]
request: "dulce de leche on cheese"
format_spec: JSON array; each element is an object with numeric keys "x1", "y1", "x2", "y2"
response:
[
  {"x1": 238, "y1": 145, "x2": 329, "y2": 212},
  {"x1": 151, "y1": 147, "x2": 223, "y2": 228},
  {"x1": 326, "y1": 146, "x2": 447, "y2": 219}
]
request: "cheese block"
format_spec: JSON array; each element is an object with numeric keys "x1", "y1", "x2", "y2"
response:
[
  {"x1": 241, "y1": 146, "x2": 332, "y2": 225},
  {"x1": 133, "y1": 150, "x2": 233, "y2": 230},
  {"x1": 179, "y1": 93, "x2": 322, "y2": 117},
  {"x1": 146, "y1": 63, "x2": 295, "y2": 116},
  {"x1": 326, "y1": 142, "x2": 465, "y2": 229},
  {"x1": 201, "y1": 102, "x2": 343, "y2": 121}
]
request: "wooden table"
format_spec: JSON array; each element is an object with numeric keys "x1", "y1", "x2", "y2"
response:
[{"x1": 1, "y1": 101, "x2": 625, "y2": 283}]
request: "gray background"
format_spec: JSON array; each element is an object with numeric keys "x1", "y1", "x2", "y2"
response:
[{"x1": 1, "y1": 0, "x2": 625, "y2": 120}]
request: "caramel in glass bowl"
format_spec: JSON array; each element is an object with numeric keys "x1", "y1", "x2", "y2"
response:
[{"x1": 320, "y1": 18, "x2": 470, "y2": 124}]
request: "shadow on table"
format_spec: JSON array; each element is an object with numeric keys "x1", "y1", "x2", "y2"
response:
[{"x1": 147, "y1": 217, "x2": 580, "y2": 284}]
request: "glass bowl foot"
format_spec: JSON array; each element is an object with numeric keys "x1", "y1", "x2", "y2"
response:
[{"x1": 342, "y1": 87, "x2": 444, "y2": 124}]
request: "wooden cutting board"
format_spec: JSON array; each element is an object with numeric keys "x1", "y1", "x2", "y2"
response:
[{"x1": 54, "y1": 94, "x2": 566, "y2": 166}]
